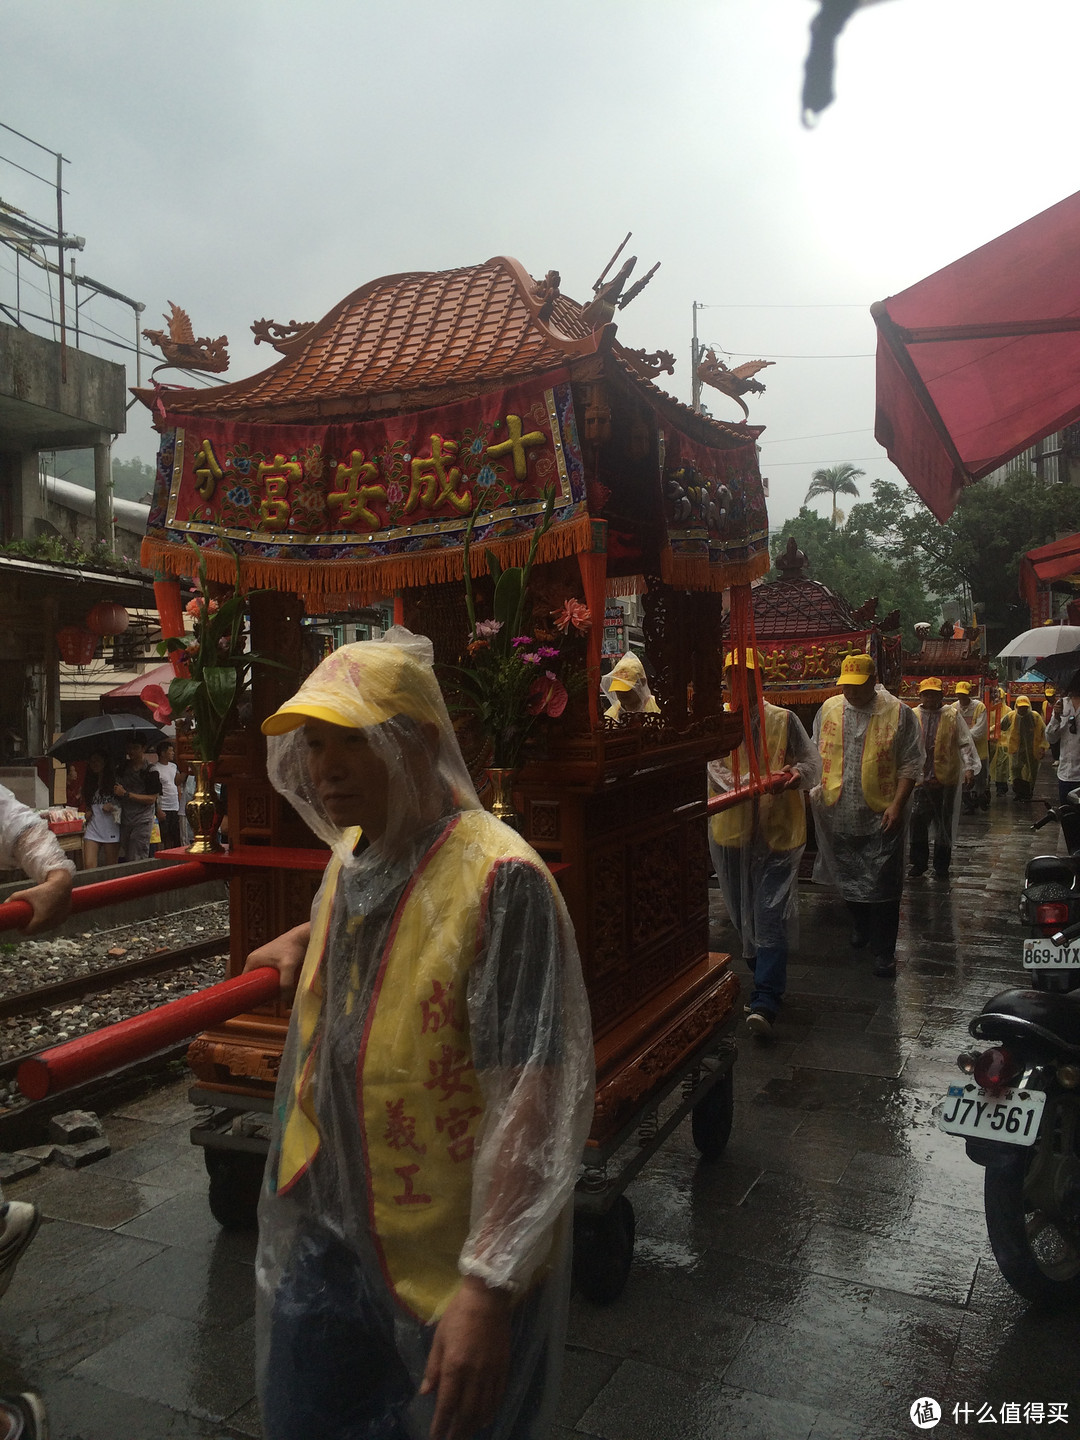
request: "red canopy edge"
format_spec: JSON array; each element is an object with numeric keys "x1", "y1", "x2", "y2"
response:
[
  {"x1": 873, "y1": 190, "x2": 1080, "y2": 522},
  {"x1": 1019, "y1": 532, "x2": 1080, "y2": 612}
]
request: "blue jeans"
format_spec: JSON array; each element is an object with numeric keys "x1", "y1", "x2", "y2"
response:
[
  {"x1": 264, "y1": 1230, "x2": 415, "y2": 1440},
  {"x1": 748, "y1": 943, "x2": 786, "y2": 1019}
]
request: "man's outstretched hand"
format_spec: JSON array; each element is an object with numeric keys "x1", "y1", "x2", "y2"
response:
[
  {"x1": 10, "y1": 868, "x2": 72, "y2": 935},
  {"x1": 421, "y1": 1276, "x2": 512, "y2": 1440},
  {"x1": 244, "y1": 922, "x2": 311, "y2": 995}
]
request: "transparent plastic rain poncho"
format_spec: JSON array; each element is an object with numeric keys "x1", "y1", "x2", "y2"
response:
[
  {"x1": 256, "y1": 629, "x2": 594, "y2": 1440},
  {"x1": 810, "y1": 686, "x2": 925, "y2": 904},
  {"x1": 0, "y1": 785, "x2": 75, "y2": 882},
  {"x1": 601, "y1": 652, "x2": 659, "y2": 721},
  {"x1": 707, "y1": 703, "x2": 819, "y2": 958},
  {"x1": 910, "y1": 703, "x2": 981, "y2": 851},
  {"x1": 1009, "y1": 705, "x2": 1048, "y2": 787}
]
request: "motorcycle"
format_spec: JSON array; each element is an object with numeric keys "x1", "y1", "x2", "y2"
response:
[
  {"x1": 935, "y1": 963, "x2": 1080, "y2": 1306},
  {"x1": 1017, "y1": 795, "x2": 1080, "y2": 994}
]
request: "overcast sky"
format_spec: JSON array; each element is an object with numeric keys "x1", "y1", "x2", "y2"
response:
[{"x1": 3, "y1": 0, "x2": 1079, "y2": 527}]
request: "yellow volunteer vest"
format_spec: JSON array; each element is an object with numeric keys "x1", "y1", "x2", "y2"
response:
[
  {"x1": 958, "y1": 700, "x2": 989, "y2": 761},
  {"x1": 276, "y1": 810, "x2": 556, "y2": 1324},
  {"x1": 923, "y1": 705, "x2": 961, "y2": 784},
  {"x1": 710, "y1": 702, "x2": 806, "y2": 852},
  {"x1": 1009, "y1": 710, "x2": 1046, "y2": 757},
  {"x1": 819, "y1": 690, "x2": 901, "y2": 814}
]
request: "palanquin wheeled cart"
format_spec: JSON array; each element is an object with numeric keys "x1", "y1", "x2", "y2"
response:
[{"x1": 137, "y1": 255, "x2": 772, "y2": 1298}]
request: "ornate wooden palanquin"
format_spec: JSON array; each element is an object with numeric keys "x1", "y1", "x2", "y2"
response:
[{"x1": 138, "y1": 255, "x2": 769, "y2": 1131}]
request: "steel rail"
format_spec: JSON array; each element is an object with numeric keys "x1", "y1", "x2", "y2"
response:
[{"x1": 0, "y1": 933, "x2": 230, "y2": 1021}]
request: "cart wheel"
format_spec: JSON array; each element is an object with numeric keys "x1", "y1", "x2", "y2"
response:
[
  {"x1": 573, "y1": 1194, "x2": 635, "y2": 1304},
  {"x1": 692, "y1": 1067, "x2": 734, "y2": 1161},
  {"x1": 204, "y1": 1148, "x2": 265, "y2": 1231}
]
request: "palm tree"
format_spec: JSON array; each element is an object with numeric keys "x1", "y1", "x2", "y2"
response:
[{"x1": 804, "y1": 463, "x2": 865, "y2": 528}]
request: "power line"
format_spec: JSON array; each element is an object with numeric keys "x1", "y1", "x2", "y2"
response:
[
  {"x1": 759, "y1": 427, "x2": 873, "y2": 445},
  {"x1": 705, "y1": 342, "x2": 875, "y2": 359},
  {"x1": 763, "y1": 455, "x2": 885, "y2": 467},
  {"x1": 696, "y1": 302, "x2": 867, "y2": 309}
]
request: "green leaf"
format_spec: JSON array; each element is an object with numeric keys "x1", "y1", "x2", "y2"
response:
[
  {"x1": 203, "y1": 665, "x2": 239, "y2": 718},
  {"x1": 486, "y1": 551, "x2": 503, "y2": 586},
  {"x1": 168, "y1": 677, "x2": 201, "y2": 714},
  {"x1": 493, "y1": 569, "x2": 523, "y2": 636}
]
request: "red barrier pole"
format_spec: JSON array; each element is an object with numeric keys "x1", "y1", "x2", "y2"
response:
[
  {"x1": 17, "y1": 966, "x2": 281, "y2": 1101},
  {"x1": 0, "y1": 860, "x2": 214, "y2": 936}
]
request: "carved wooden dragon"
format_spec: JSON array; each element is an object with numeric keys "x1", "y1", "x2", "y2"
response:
[
  {"x1": 142, "y1": 302, "x2": 229, "y2": 373},
  {"x1": 697, "y1": 348, "x2": 773, "y2": 420}
]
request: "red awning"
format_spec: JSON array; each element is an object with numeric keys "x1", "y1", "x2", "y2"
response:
[
  {"x1": 873, "y1": 191, "x2": 1080, "y2": 522},
  {"x1": 1019, "y1": 532, "x2": 1080, "y2": 612}
]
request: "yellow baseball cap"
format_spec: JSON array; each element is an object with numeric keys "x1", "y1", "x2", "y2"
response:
[
  {"x1": 262, "y1": 641, "x2": 445, "y2": 736},
  {"x1": 836, "y1": 653, "x2": 874, "y2": 685},
  {"x1": 954, "y1": 681, "x2": 972, "y2": 695},
  {"x1": 723, "y1": 648, "x2": 758, "y2": 670},
  {"x1": 606, "y1": 653, "x2": 647, "y2": 692},
  {"x1": 1045, "y1": 684, "x2": 1057, "y2": 697},
  {"x1": 1015, "y1": 695, "x2": 1032, "y2": 708}
]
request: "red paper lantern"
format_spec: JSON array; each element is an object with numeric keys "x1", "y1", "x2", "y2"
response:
[
  {"x1": 85, "y1": 602, "x2": 129, "y2": 637},
  {"x1": 56, "y1": 626, "x2": 97, "y2": 666}
]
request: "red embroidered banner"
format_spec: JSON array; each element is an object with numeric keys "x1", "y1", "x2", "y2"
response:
[{"x1": 141, "y1": 371, "x2": 587, "y2": 604}]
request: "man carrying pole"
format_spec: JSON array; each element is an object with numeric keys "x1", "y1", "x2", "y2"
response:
[{"x1": 708, "y1": 649, "x2": 820, "y2": 1040}]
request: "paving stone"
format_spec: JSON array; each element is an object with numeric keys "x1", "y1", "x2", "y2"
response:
[
  {"x1": 0, "y1": 1151, "x2": 40, "y2": 1181},
  {"x1": 53, "y1": 1135, "x2": 112, "y2": 1169},
  {"x1": 72, "y1": 1311, "x2": 256, "y2": 1424},
  {"x1": 44, "y1": 1375, "x2": 254, "y2": 1439},
  {"x1": 793, "y1": 1220, "x2": 979, "y2": 1306},
  {"x1": 48, "y1": 1108, "x2": 104, "y2": 1143},
  {"x1": 5, "y1": 1167, "x2": 171, "y2": 1229},
  {"x1": 99, "y1": 1241, "x2": 255, "y2": 1328}
]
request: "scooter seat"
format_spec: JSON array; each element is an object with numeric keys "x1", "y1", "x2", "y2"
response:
[
  {"x1": 1026, "y1": 855, "x2": 1080, "y2": 887},
  {"x1": 972, "y1": 987, "x2": 1080, "y2": 1053}
]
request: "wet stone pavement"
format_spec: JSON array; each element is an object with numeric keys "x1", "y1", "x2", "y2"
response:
[{"x1": 1, "y1": 770, "x2": 1079, "y2": 1438}]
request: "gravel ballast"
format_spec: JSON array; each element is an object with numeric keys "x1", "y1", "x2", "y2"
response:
[{"x1": 0, "y1": 900, "x2": 229, "y2": 1108}]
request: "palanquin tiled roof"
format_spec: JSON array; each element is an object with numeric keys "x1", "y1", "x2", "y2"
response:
[
  {"x1": 143, "y1": 256, "x2": 759, "y2": 445},
  {"x1": 153, "y1": 257, "x2": 605, "y2": 419},
  {"x1": 751, "y1": 575, "x2": 862, "y2": 640}
]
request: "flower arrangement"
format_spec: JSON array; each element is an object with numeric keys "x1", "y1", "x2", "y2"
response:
[
  {"x1": 449, "y1": 488, "x2": 591, "y2": 769},
  {"x1": 155, "y1": 538, "x2": 272, "y2": 764}
]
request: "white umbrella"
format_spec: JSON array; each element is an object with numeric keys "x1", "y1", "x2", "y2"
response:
[{"x1": 997, "y1": 625, "x2": 1080, "y2": 659}]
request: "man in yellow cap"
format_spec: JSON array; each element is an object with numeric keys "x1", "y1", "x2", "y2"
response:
[
  {"x1": 986, "y1": 686, "x2": 1013, "y2": 797},
  {"x1": 953, "y1": 681, "x2": 989, "y2": 812},
  {"x1": 601, "y1": 651, "x2": 659, "y2": 721},
  {"x1": 811, "y1": 653, "x2": 924, "y2": 978},
  {"x1": 1009, "y1": 694, "x2": 1048, "y2": 800},
  {"x1": 244, "y1": 629, "x2": 594, "y2": 1440},
  {"x1": 909, "y1": 678, "x2": 978, "y2": 879},
  {"x1": 708, "y1": 648, "x2": 820, "y2": 1039}
]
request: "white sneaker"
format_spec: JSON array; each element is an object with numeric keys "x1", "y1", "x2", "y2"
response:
[
  {"x1": 0, "y1": 1392, "x2": 48, "y2": 1438},
  {"x1": 0, "y1": 1204, "x2": 41, "y2": 1299},
  {"x1": 746, "y1": 1010, "x2": 774, "y2": 1039}
]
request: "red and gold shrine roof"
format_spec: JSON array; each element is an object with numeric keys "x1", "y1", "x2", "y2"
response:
[{"x1": 149, "y1": 257, "x2": 605, "y2": 421}]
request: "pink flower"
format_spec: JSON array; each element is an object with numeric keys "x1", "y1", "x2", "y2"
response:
[
  {"x1": 475, "y1": 619, "x2": 502, "y2": 638},
  {"x1": 551, "y1": 599, "x2": 591, "y2": 634},
  {"x1": 536, "y1": 645, "x2": 559, "y2": 659},
  {"x1": 512, "y1": 635, "x2": 533, "y2": 648},
  {"x1": 140, "y1": 683, "x2": 172, "y2": 723},
  {"x1": 528, "y1": 671, "x2": 568, "y2": 717},
  {"x1": 520, "y1": 652, "x2": 541, "y2": 665}
]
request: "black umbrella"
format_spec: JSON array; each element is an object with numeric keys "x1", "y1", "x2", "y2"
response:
[
  {"x1": 1028, "y1": 650, "x2": 1080, "y2": 691},
  {"x1": 48, "y1": 712, "x2": 167, "y2": 764}
]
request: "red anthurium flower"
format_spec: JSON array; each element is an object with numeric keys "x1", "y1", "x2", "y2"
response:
[
  {"x1": 528, "y1": 671, "x2": 568, "y2": 718},
  {"x1": 140, "y1": 683, "x2": 172, "y2": 723}
]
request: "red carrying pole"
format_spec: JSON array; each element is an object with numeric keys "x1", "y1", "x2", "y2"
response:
[
  {"x1": 17, "y1": 966, "x2": 281, "y2": 1101},
  {"x1": 0, "y1": 861, "x2": 213, "y2": 936},
  {"x1": 705, "y1": 773, "x2": 793, "y2": 814}
]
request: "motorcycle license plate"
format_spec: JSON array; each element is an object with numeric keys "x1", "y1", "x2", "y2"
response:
[
  {"x1": 1023, "y1": 938, "x2": 1080, "y2": 969},
  {"x1": 934, "y1": 1084, "x2": 1045, "y2": 1146}
]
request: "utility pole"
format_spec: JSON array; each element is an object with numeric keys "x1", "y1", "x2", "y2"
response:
[{"x1": 691, "y1": 301, "x2": 702, "y2": 413}]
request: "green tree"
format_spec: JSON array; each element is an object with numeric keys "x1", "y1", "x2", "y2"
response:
[
  {"x1": 111, "y1": 456, "x2": 157, "y2": 502},
  {"x1": 770, "y1": 507, "x2": 934, "y2": 649},
  {"x1": 844, "y1": 472, "x2": 1080, "y2": 647},
  {"x1": 804, "y1": 462, "x2": 865, "y2": 528}
]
